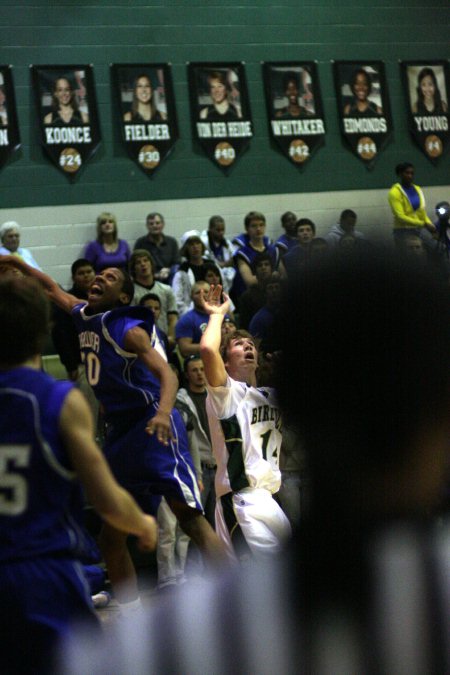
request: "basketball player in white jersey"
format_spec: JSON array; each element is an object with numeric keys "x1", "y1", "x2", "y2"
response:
[{"x1": 199, "y1": 285, "x2": 291, "y2": 563}]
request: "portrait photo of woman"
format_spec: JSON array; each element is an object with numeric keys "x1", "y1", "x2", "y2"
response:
[
  {"x1": 123, "y1": 73, "x2": 167, "y2": 123},
  {"x1": 273, "y1": 68, "x2": 315, "y2": 118},
  {"x1": 43, "y1": 75, "x2": 89, "y2": 125},
  {"x1": 343, "y1": 67, "x2": 383, "y2": 116},
  {"x1": 411, "y1": 66, "x2": 448, "y2": 115},
  {"x1": 198, "y1": 69, "x2": 242, "y2": 121}
]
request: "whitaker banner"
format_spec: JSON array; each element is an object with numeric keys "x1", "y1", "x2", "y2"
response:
[
  {"x1": 188, "y1": 62, "x2": 253, "y2": 173},
  {"x1": 0, "y1": 66, "x2": 20, "y2": 171},
  {"x1": 31, "y1": 65, "x2": 101, "y2": 178},
  {"x1": 263, "y1": 61, "x2": 325, "y2": 166},
  {"x1": 400, "y1": 61, "x2": 450, "y2": 164},
  {"x1": 333, "y1": 61, "x2": 392, "y2": 167},
  {"x1": 111, "y1": 63, "x2": 178, "y2": 175}
]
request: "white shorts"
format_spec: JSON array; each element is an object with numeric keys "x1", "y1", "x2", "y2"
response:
[{"x1": 215, "y1": 488, "x2": 291, "y2": 563}]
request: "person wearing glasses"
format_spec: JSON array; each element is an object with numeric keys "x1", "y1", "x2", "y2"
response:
[{"x1": 84, "y1": 212, "x2": 131, "y2": 273}]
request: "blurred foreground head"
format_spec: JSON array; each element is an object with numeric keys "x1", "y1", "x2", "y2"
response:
[{"x1": 277, "y1": 252, "x2": 450, "y2": 521}]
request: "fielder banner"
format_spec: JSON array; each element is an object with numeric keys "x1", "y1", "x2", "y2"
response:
[
  {"x1": 188, "y1": 62, "x2": 253, "y2": 173},
  {"x1": 333, "y1": 61, "x2": 392, "y2": 167},
  {"x1": 400, "y1": 60, "x2": 450, "y2": 164},
  {"x1": 263, "y1": 61, "x2": 325, "y2": 167},
  {"x1": 111, "y1": 63, "x2": 178, "y2": 176},
  {"x1": 31, "y1": 65, "x2": 101, "y2": 178},
  {"x1": 0, "y1": 66, "x2": 20, "y2": 171}
]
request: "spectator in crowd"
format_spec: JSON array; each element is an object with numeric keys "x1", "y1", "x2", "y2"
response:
[
  {"x1": 248, "y1": 273, "x2": 283, "y2": 353},
  {"x1": 231, "y1": 211, "x2": 280, "y2": 299},
  {"x1": 129, "y1": 249, "x2": 178, "y2": 349},
  {"x1": 203, "y1": 262, "x2": 236, "y2": 320},
  {"x1": 172, "y1": 230, "x2": 208, "y2": 316},
  {"x1": 280, "y1": 218, "x2": 316, "y2": 278},
  {"x1": 134, "y1": 213, "x2": 180, "y2": 283},
  {"x1": 138, "y1": 293, "x2": 170, "y2": 356},
  {"x1": 275, "y1": 211, "x2": 298, "y2": 254},
  {"x1": 83, "y1": 212, "x2": 130, "y2": 273},
  {"x1": 435, "y1": 200, "x2": 450, "y2": 258},
  {"x1": 324, "y1": 209, "x2": 366, "y2": 248},
  {"x1": 51, "y1": 258, "x2": 99, "y2": 425},
  {"x1": 175, "y1": 281, "x2": 211, "y2": 358},
  {"x1": 0, "y1": 221, "x2": 41, "y2": 270},
  {"x1": 201, "y1": 215, "x2": 236, "y2": 294},
  {"x1": 238, "y1": 252, "x2": 274, "y2": 330},
  {"x1": 176, "y1": 355, "x2": 216, "y2": 528},
  {"x1": 388, "y1": 162, "x2": 437, "y2": 252}
]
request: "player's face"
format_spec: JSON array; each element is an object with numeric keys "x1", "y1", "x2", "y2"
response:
[
  {"x1": 134, "y1": 255, "x2": 153, "y2": 280},
  {"x1": 2, "y1": 229, "x2": 20, "y2": 252},
  {"x1": 285, "y1": 79, "x2": 299, "y2": 103},
  {"x1": 420, "y1": 74, "x2": 435, "y2": 102},
  {"x1": 297, "y1": 225, "x2": 314, "y2": 244},
  {"x1": 136, "y1": 77, "x2": 152, "y2": 103},
  {"x1": 142, "y1": 298, "x2": 161, "y2": 320},
  {"x1": 54, "y1": 79, "x2": 72, "y2": 107},
  {"x1": 247, "y1": 219, "x2": 265, "y2": 242},
  {"x1": 186, "y1": 359, "x2": 206, "y2": 389},
  {"x1": 146, "y1": 215, "x2": 164, "y2": 235},
  {"x1": 225, "y1": 336, "x2": 258, "y2": 376},
  {"x1": 73, "y1": 265, "x2": 95, "y2": 292},
  {"x1": 210, "y1": 78, "x2": 227, "y2": 104},
  {"x1": 87, "y1": 267, "x2": 128, "y2": 310},
  {"x1": 353, "y1": 73, "x2": 369, "y2": 101}
]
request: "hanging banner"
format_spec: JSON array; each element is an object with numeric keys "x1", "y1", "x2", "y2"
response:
[
  {"x1": 111, "y1": 63, "x2": 178, "y2": 176},
  {"x1": 400, "y1": 60, "x2": 450, "y2": 164},
  {"x1": 262, "y1": 61, "x2": 325, "y2": 167},
  {"x1": 31, "y1": 65, "x2": 101, "y2": 179},
  {"x1": 187, "y1": 62, "x2": 253, "y2": 173},
  {"x1": 0, "y1": 66, "x2": 21, "y2": 171},
  {"x1": 333, "y1": 61, "x2": 392, "y2": 167}
]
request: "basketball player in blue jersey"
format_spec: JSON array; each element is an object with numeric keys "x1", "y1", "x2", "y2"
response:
[
  {"x1": 0, "y1": 256, "x2": 226, "y2": 611},
  {"x1": 0, "y1": 276, "x2": 157, "y2": 673}
]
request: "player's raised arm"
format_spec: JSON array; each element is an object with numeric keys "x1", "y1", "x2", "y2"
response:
[
  {"x1": 61, "y1": 387, "x2": 157, "y2": 551},
  {"x1": 0, "y1": 254, "x2": 82, "y2": 313},
  {"x1": 124, "y1": 325, "x2": 179, "y2": 445},
  {"x1": 199, "y1": 285, "x2": 230, "y2": 387}
]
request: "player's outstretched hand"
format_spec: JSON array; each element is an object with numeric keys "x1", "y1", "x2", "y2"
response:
[
  {"x1": 199, "y1": 284, "x2": 231, "y2": 316},
  {"x1": 145, "y1": 410, "x2": 173, "y2": 446},
  {"x1": 137, "y1": 514, "x2": 158, "y2": 551}
]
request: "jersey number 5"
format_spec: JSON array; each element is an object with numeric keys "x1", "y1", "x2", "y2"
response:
[{"x1": 0, "y1": 445, "x2": 31, "y2": 515}]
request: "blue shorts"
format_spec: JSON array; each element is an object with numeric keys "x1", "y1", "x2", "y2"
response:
[
  {"x1": 104, "y1": 407, "x2": 202, "y2": 512},
  {"x1": 0, "y1": 557, "x2": 98, "y2": 673}
]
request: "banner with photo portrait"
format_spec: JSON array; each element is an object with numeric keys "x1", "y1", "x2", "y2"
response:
[
  {"x1": 188, "y1": 62, "x2": 253, "y2": 173},
  {"x1": 111, "y1": 64, "x2": 178, "y2": 176},
  {"x1": 400, "y1": 61, "x2": 450, "y2": 164},
  {"x1": 0, "y1": 66, "x2": 20, "y2": 171},
  {"x1": 31, "y1": 65, "x2": 101, "y2": 179},
  {"x1": 263, "y1": 61, "x2": 325, "y2": 167},
  {"x1": 333, "y1": 61, "x2": 392, "y2": 167}
]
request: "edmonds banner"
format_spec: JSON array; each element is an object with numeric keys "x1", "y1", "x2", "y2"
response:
[
  {"x1": 111, "y1": 63, "x2": 178, "y2": 176},
  {"x1": 0, "y1": 66, "x2": 20, "y2": 171},
  {"x1": 333, "y1": 61, "x2": 392, "y2": 167},
  {"x1": 188, "y1": 62, "x2": 253, "y2": 173},
  {"x1": 400, "y1": 60, "x2": 450, "y2": 164},
  {"x1": 31, "y1": 65, "x2": 101, "y2": 178},
  {"x1": 262, "y1": 61, "x2": 325, "y2": 167}
]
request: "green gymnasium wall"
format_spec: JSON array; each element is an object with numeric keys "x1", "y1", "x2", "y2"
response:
[{"x1": 2, "y1": 0, "x2": 450, "y2": 208}]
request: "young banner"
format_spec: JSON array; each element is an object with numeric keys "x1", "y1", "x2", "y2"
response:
[
  {"x1": 400, "y1": 61, "x2": 450, "y2": 164},
  {"x1": 262, "y1": 61, "x2": 325, "y2": 166},
  {"x1": 111, "y1": 64, "x2": 178, "y2": 176},
  {"x1": 0, "y1": 66, "x2": 20, "y2": 171},
  {"x1": 188, "y1": 62, "x2": 253, "y2": 172},
  {"x1": 333, "y1": 61, "x2": 392, "y2": 167},
  {"x1": 31, "y1": 65, "x2": 101, "y2": 178}
]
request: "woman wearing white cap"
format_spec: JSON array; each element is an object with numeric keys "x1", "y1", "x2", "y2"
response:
[{"x1": 0, "y1": 222, "x2": 41, "y2": 270}]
